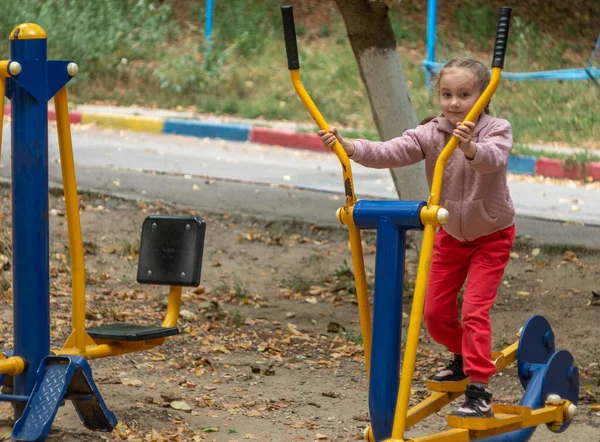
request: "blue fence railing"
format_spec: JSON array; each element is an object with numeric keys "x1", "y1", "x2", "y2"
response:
[{"x1": 422, "y1": 61, "x2": 600, "y2": 82}]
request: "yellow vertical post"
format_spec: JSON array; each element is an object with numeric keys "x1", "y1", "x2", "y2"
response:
[
  {"x1": 162, "y1": 286, "x2": 183, "y2": 327},
  {"x1": 54, "y1": 87, "x2": 87, "y2": 353}
]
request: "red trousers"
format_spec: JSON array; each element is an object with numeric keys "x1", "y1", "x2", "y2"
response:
[{"x1": 424, "y1": 224, "x2": 515, "y2": 384}]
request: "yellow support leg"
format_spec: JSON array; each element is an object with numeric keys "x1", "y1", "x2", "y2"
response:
[
  {"x1": 162, "y1": 286, "x2": 183, "y2": 327},
  {"x1": 491, "y1": 341, "x2": 518, "y2": 372},
  {"x1": 406, "y1": 391, "x2": 464, "y2": 429},
  {"x1": 55, "y1": 87, "x2": 89, "y2": 354},
  {"x1": 58, "y1": 338, "x2": 166, "y2": 359},
  {"x1": 457, "y1": 403, "x2": 568, "y2": 439},
  {"x1": 387, "y1": 428, "x2": 470, "y2": 442}
]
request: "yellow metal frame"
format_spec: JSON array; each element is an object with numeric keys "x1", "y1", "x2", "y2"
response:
[
  {"x1": 286, "y1": 61, "x2": 567, "y2": 442},
  {"x1": 406, "y1": 400, "x2": 572, "y2": 442},
  {"x1": 363, "y1": 336, "x2": 574, "y2": 441},
  {"x1": 363, "y1": 339, "x2": 519, "y2": 440},
  {"x1": 0, "y1": 79, "x2": 184, "y2": 376},
  {"x1": 55, "y1": 87, "x2": 89, "y2": 353},
  {"x1": 289, "y1": 69, "x2": 372, "y2": 374},
  {"x1": 53, "y1": 87, "x2": 183, "y2": 359}
]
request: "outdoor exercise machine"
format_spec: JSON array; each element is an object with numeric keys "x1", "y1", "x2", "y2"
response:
[
  {"x1": 281, "y1": 5, "x2": 579, "y2": 442},
  {"x1": 0, "y1": 24, "x2": 205, "y2": 441}
]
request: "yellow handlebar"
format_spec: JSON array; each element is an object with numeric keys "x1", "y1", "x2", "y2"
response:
[
  {"x1": 282, "y1": 5, "x2": 372, "y2": 373},
  {"x1": 289, "y1": 70, "x2": 356, "y2": 208},
  {"x1": 289, "y1": 69, "x2": 372, "y2": 375},
  {"x1": 390, "y1": 66, "x2": 505, "y2": 440}
]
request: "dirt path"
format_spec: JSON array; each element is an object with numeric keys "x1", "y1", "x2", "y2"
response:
[{"x1": 0, "y1": 188, "x2": 598, "y2": 441}]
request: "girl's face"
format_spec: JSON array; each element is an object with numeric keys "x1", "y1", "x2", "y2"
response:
[{"x1": 438, "y1": 69, "x2": 483, "y2": 126}]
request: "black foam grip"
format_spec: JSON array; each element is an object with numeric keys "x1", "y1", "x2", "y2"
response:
[
  {"x1": 281, "y1": 5, "x2": 300, "y2": 70},
  {"x1": 492, "y1": 7, "x2": 512, "y2": 68}
]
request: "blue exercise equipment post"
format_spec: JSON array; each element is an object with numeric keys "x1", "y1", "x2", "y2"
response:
[
  {"x1": 2, "y1": 24, "x2": 116, "y2": 441},
  {"x1": 0, "y1": 20, "x2": 204, "y2": 441}
]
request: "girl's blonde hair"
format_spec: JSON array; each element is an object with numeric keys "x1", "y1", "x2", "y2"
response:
[{"x1": 434, "y1": 57, "x2": 492, "y2": 113}]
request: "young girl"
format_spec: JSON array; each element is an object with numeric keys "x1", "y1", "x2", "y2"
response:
[{"x1": 318, "y1": 58, "x2": 515, "y2": 418}]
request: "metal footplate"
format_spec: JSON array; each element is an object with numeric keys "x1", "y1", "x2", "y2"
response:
[
  {"x1": 426, "y1": 377, "x2": 469, "y2": 392},
  {"x1": 12, "y1": 355, "x2": 116, "y2": 442}
]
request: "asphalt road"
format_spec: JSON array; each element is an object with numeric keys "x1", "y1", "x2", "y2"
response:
[{"x1": 1, "y1": 125, "x2": 599, "y2": 249}]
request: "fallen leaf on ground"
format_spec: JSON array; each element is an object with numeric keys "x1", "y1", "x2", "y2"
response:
[
  {"x1": 287, "y1": 323, "x2": 301, "y2": 335},
  {"x1": 202, "y1": 426, "x2": 220, "y2": 433},
  {"x1": 170, "y1": 401, "x2": 192, "y2": 412},
  {"x1": 121, "y1": 378, "x2": 143, "y2": 387}
]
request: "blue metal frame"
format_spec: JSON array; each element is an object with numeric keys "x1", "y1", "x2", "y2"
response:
[
  {"x1": 12, "y1": 356, "x2": 116, "y2": 441},
  {"x1": 425, "y1": 0, "x2": 437, "y2": 90},
  {"x1": 205, "y1": 0, "x2": 214, "y2": 51},
  {"x1": 9, "y1": 35, "x2": 53, "y2": 408},
  {"x1": 482, "y1": 315, "x2": 579, "y2": 441},
  {"x1": 8, "y1": 28, "x2": 75, "y2": 415},
  {"x1": 4, "y1": 24, "x2": 117, "y2": 441},
  {"x1": 353, "y1": 200, "x2": 425, "y2": 441}
]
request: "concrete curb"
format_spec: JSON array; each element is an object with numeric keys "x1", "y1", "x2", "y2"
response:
[{"x1": 5, "y1": 104, "x2": 599, "y2": 181}]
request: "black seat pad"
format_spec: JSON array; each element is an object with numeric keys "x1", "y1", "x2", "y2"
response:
[{"x1": 87, "y1": 323, "x2": 179, "y2": 341}]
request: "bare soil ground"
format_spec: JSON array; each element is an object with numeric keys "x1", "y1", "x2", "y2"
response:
[{"x1": 0, "y1": 187, "x2": 598, "y2": 441}]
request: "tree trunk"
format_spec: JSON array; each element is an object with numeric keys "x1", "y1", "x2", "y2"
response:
[{"x1": 334, "y1": 0, "x2": 429, "y2": 249}]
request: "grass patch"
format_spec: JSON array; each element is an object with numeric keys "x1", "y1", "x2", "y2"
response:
[
  {"x1": 232, "y1": 276, "x2": 249, "y2": 299},
  {"x1": 513, "y1": 236, "x2": 599, "y2": 256},
  {"x1": 536, "y1": 243, "x2": 597, "y2": 257},
  {"x1": 512, "y1": 146, "x2": 600, "y2": 165},
  {"x1": 226, "y1": 311, "x2": 245, "y2": 328},
  {"x1": 119, "y1": 239, "x2": 140, "y2": 258},
  {"x1": 285, "y1": 274, "x2": 318, "y2": 295},
  {"x1": 3, "y1": 0, "x2": 596, "y2": 149},
  {"x1": 332, "y1": 260, "x2": 356, "y2": 295},
  {"x1": 342, "y1": 329, "x2": 363, "y2": 345}
]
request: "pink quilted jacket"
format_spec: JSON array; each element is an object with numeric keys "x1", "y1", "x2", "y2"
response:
[{"x1": 352, "y1": 113, "x2": 515, "y2": 242}]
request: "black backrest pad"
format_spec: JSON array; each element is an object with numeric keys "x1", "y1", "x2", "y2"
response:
[{"x1": 137, "y1": 215, "x2": 205, "y2": 287}]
